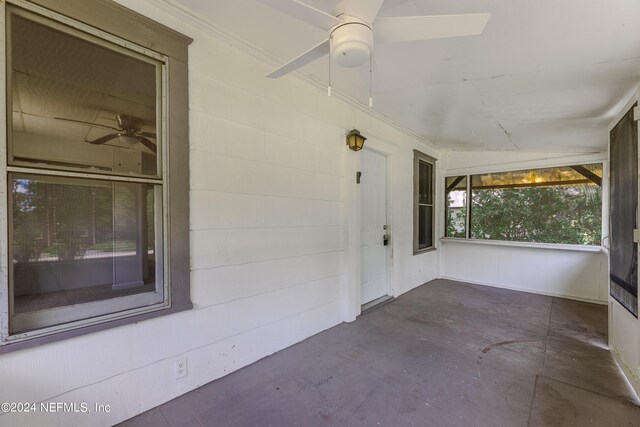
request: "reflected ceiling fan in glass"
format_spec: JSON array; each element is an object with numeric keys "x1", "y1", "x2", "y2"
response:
[{"x1": 55, "y1": 114, "x2": 157, "y2": 154}]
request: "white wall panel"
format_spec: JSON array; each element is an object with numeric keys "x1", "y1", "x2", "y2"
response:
[
  {"x1": 442, "y1": 241, "x2": 608, "y2": 303},
  {"x1": 610, "y1": 300, "x2": 640, "y2": 396},
  {"x1": 191, "y1": 190, "x2": 266, "y2": 230},
  {"x1": 191, "y1": 252, "x2": 343, "y2": 308},
  {"x1": 190, "y1": 115, "x2": 267, "y2": 162},
  {"x1": 191, "y1": 225, "x2": 345, "y2": 269}
]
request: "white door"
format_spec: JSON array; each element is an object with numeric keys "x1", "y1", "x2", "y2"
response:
[{"x1": 360, "y1": 149, "x2": 389, "y2": 304}]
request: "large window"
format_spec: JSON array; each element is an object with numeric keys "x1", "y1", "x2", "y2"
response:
[
  {"x1": 445, "y1": 164, "x2": 603, "y2": 246},
  {"x1": 414, "y1": 150, "x2": 436, "y2": 253},
  {"x1": 1, "y1": 0, "x2": 191, "y2": 350}
]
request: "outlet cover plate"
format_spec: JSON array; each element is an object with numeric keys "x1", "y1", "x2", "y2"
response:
[{"x1": 174, "y1": 357, "x2": 187, "y2": 379}]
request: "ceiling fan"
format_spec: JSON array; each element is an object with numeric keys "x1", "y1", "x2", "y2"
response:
[
  {"x1": 55, "y1": 114, "x2": 157, "y2": 154},
  {"x1": 260, "y1": 0, "x2": 490, "y2": 79}
]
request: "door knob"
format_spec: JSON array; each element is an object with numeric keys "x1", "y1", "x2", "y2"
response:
[{"x1": 383, "y1": 234, "x2": 390, "y2": 246}]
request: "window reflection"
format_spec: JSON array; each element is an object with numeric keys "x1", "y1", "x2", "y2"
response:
[
  {"x1": 11, "y1": 174, "x2": 161, "y2": 325},
  {"x1": 10, "y1": 12, "x2": 160, "y2": 176}
]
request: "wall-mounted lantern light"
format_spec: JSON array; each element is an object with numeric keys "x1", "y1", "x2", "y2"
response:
[{"x1": 346, "y1": 129, "x2": 366, "y2": 152}]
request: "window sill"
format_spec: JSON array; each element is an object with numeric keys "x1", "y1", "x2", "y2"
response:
[
  {"x1": 0, "y1": 301, "x2": 192, "y2": 355},
  {"x1": 440, "y1": 237, "x2": 604, "y2": 253},
  {"x1": 413, "y1": 247, "x2": 437, "y2": 255}
]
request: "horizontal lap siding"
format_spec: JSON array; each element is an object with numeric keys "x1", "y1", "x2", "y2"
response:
[{"x1": 185, "y1": 26, "x2": 348, "y2": 417}]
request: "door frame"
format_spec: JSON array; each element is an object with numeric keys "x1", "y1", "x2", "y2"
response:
[{"x1": 344, "y1": 142, "x2": 395, "y2": 321}]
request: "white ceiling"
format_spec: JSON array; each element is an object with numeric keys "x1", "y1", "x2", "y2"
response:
[{"x1": 173, "y1": 0, "x2": 640, "y2": 152}]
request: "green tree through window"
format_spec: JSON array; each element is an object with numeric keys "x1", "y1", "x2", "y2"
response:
[
  {"x1": 445, "y1": 164, "x2": 603, "y2": 246},
  {"x1": 470, "y1": 185, "x2": 601, "y2": 245}
]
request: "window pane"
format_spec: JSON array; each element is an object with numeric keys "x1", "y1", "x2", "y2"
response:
[
  {"x1": 470, "y1": 164, "x2": 602, "y2": 188},
  {"x1": 414, "y1": 151, "x2": 435, "y2": 253},
  {"x1": 470, "y1": 164, "x2": 602, "y2": 245},
  {"x1": 418, "y1": 161, "x2": 432, "y2": 205},
  {"x1": 10, "y1": 173, "x2": 163, "y2": 333},
  {"x1": 418, "y1": 205, "x2": 433, "y2": 249},
  {"x1": 445, "y1": 175, "x2": 467, "y2": 238},
  {"x1": 9, "y1": 11, "x2": 161, "y2": 177}
]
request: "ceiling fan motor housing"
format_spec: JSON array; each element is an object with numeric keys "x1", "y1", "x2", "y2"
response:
[
  {"x1": 117, "y1": 114, "x2": 143, "y2": 132},
  {"x1": 330, "y1": 18, "x2": 373, "y2": 68}
]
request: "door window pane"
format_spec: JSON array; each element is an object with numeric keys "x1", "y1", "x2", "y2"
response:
[{"x1": 10, "y1": 173, "x2": 163, "y2": 333}]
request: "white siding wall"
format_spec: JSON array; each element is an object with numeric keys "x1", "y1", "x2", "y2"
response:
[
  {"x1": 0, "y1": 1, "x2": 441, "y2": 426},
  {"x1": 441, "y1": 150, "x2": 609, "y2": 304},
  {"x1": 442, "y1": 241, "x2": 608, "y2": 303}
]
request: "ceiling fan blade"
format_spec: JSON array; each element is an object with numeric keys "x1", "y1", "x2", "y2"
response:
[
  {"x1": 136, "y1": 136, "x2": 157, "y2": 154},
  {"x1": 267, "y1": 38, "x2": 330, "y2": 78},
  {"x1": 374, "y1": 13, "x2": 491, "y2": 43},
  {"x1": 342, "y1": 0, "x2": 385, "y2": 23},
  {"x1": 89, "y1": 133, "x2": 119, "y2": 145},
  {"x1": 54, "y1": 117, "x2": 120, "y2": 131},
  {"x1": 139, "y1": 131, "x2": 157, "y2": 138},
  {"x1": 258, "y1": 0, "x2": 342, "y2": 30}
]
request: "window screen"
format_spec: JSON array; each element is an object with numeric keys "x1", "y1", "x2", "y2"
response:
[
  {"x1": 469, "y1": 164, "x2": 602, "y2": 245},
  {"x1": 9, "y1": 11, "x2": 161, "y2": 177},
  {"x1": 5, "y1": 6, "x2": 166, "y2": 336},
  {"x1": 609, "y1": 104, "x2": 638, "y2": 317},
  {"x1": 414, "y1": 150, "x2": 436, "y2": 253},
  {"x1": 445, "y1": 164, "x2": 603, "y2": 245},
  {"x1": 445, "y1": 175, "x2": 467, "y2": 238}
]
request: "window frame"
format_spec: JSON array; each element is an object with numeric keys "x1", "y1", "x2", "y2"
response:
[
  {"x1": 444, "y1": 175, "x2": 470, "y2": 239},
  {"x1": 413, "y1": 149, "x2": 437, "y2": 254},
  {"x1": 443, "y1": 162, "x2": 604, "y2": 247},
  {"x1": 0, "y1": 0, "x2": 192, "y2": 353}
]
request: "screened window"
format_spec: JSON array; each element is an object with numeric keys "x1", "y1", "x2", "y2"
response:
[
  {"x1": 445, "y1": 175, "x2": 467, "y2": 238},
  {"x1": 10, "y1": 174, "x2": 163, "y2": 333},
  {"x1": 1, "y1": 0, "x2": 191, "y2": 349},
  {"x1": 9, "y1": 10, "x2": 161, "y2": 176},
  {"x1": 609, "y1": 105, "x2": 638, "y2": 317},
  {"x1": 414, "y1": 150, "x2": 436, "y2": 253},
  {"x1": 445, "y1": 164, "x2": 603, "y2": 245},
  {"x1": 6, "y1": 6, "x2": 165, "y2": 335}
]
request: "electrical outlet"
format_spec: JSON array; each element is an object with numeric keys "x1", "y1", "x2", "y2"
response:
[{"x1": 174, "y1": 357, "x2": 187, "y2": 379}]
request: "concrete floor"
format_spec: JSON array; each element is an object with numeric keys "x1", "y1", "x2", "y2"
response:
[{"x1": 121, "y1": 279, "x2": 640, "y2": 426}]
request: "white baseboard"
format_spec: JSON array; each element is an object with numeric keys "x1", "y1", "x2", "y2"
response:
[{"x1": 438, "y1": 275, "x2": 608, "y2": 305}]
